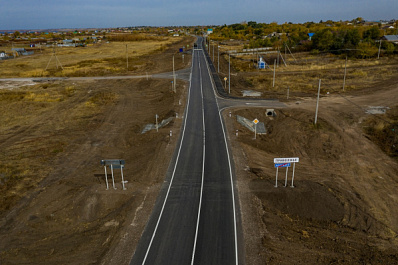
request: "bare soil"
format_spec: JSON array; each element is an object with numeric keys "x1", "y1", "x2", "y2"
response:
[
  {"x1": 224, "y1": 72, "x2": 398, "y2": 264},
  {"x1": 1, "y1": 36, "x2": 398, "y2": 265},
  {"x1": 0, "y1": 37, "x2": 193, "y2": 265}
]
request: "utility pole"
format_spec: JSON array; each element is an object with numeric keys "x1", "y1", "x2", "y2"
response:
[
  {"x1": 208, "y1": 35, "x2": 210, "y2": 53},
  {"x1": 273, "y1": 59, "x2": 276, "y2": 87},
  {"x1": 228, "y1": 53, "x2": 231, "y2": 94},
  {"x1": 45, "y1": 44, "x2": 64, "y2": 71},
  {"x1": 126, "y1": 44, "x2": 128, "y2": 70},
  {"x1": 314, "y1": 79, "x2": 321, "y2": 125},
  {"x1": 377, "y1": 40, "x2": 382, "y2": 59},
  {"x1": 173, "y1": 55, "x2": 176, "y2": 92},
  {"x1": 213, "y1": 44, "x2": 214, "y2": 62},
  {"x1": 12, "y1": 42, "x2": 16, "y2": 57},
  {"x1": 218, "y1": 44, "x2": 220, "y2": 73},
  {"x1": 277, "y1": 48, "x2": 280, "y2": 67},
  {"x1": 343, "y1": 55, "x2": 347, "y2": 91}
]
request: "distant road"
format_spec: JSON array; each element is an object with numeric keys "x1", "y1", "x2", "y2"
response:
[
  {"x1": 0, "y1": 75, "x2": 150, "y2": 82},
  {"x1": 0, "y1": 68, "x2": 191, "y2": 83}
]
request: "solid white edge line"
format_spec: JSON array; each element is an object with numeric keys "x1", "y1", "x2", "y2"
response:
[
  {"x1": 141, "y1": 49, "x2": 196, "y2": 265},
  {"x1": 201, "y1": 48, "x2": 239, "y2": 265},
  {"x1": 190, "y1": 49, "x2": 206, "y2": 265}
]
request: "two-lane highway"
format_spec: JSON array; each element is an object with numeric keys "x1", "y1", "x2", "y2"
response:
[{"x1": 130, "y1": 37, "x2": 241, "y2": 264}]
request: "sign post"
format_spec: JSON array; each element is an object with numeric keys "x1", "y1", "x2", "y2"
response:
[
  {"x1": 101, "y1": 159, "x2": 126, "y2": 190},
  {"x1": 284, "y1": 166, "x2": 289, "y2": 187},
  {"x1": 273, "y1": 158, "x2": 299, "y2": 188},
  {"x1": 253, "y1": 118, "x2": 259, "y2": 139},
  {"x1": 156, "y1": 114, "x2": 159, "y2": 132},
  {"x1": 274, "y1": 163, "x2": 290, "y2": 187}
]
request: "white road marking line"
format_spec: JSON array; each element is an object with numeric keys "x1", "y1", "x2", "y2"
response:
[
  {"x1": 191, "y1": 49, "x2": 206, "y2": 265},
  {"x1": 201, "y1": 47, "x2": 239, "y2": 264},
  {"x1": 141, "y1": 47, "x2": 196, "y2": 265}
]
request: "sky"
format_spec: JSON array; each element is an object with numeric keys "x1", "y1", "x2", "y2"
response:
[{"x1": 0, "y1": 0, "x2": 397, "y2": 30}]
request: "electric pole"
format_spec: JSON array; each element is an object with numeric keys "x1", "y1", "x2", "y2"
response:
[
  {"x1": 315, "y1": 79, "x2": 321, "y2": 125},
  {"x1": 126, "y1": 44, "x2": 128, "y2": 70}
]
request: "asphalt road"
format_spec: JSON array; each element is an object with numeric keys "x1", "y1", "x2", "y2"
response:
[
  {"x1": 131, "y1": 37, "x2": 286, "y2": 265},
  {"x1": 130, "y1": 37, "x2": 242, "y2": 265}
]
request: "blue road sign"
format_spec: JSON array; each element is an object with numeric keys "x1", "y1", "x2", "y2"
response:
[{"x1": 274, "y1": 163, "x2": 291, "y2": 168}]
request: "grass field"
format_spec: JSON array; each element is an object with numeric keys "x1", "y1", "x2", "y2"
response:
[
  {"x1": 216, "y1": 44, "x2": 398, "y2": 97},
  {"x1": 0, "y1": 34, "x2": 194, "y2": 213},
  {"x1": 0, "y1": 36, "x2": 180, "y2": 77}
]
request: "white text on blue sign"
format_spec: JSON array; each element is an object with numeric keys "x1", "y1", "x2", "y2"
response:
[{"x1": 274, "y1": 163, "x2": 291, "y2": 168}]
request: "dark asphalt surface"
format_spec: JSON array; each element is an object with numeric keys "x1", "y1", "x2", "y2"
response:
[{"x1": 130, "y1": 37, "x2": 242, "y2": 265}]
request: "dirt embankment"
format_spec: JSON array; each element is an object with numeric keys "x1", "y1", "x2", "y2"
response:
[{"x1": 226, "y1": 90, "x2": 398, "y2": 264}]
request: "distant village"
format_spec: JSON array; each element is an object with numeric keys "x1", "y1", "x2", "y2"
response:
[
  {"x1": 0, "y1": 19, "x2": 397, "y2": 60},
  {"x1": 0, "y1": 27, "x2": 188, "y2": 60}
]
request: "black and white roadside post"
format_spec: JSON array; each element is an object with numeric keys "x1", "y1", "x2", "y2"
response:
[{"x1": 274, "y1": 158, "x2": 299, "y2": 188}]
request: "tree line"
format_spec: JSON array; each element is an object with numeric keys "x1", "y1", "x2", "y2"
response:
[{"x1": 210, "y1": 19, "x2": 398, "y2": 58}]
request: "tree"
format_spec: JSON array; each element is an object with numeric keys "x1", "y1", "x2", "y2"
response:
[
  {"x1": 312, "y1": 29, "x2": 334, "y2": 51},
  {"x1": 13, "y1": 31, "x2": 20, "y2": 38},
  {"x1": 344, "y1": 29, "x2": 361, "y2": 47},
  {"x1": 363, "y1": 26, "x2": 381, "y2": 40},
  {"x1": 356, "y1": 42, "x2": 378, "y2": 58},
  {"x1": 381, "y1": 41, "x2": 395, "y2": 54}
]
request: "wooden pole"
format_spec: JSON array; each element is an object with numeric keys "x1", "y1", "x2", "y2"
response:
[{"x1": 314, "y1": 79, "x2": 321, "y2": 125}]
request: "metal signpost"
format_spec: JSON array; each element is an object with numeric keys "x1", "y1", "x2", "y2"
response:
[
  {"x1": 253, "y1": 118, "x2": 259, "y2": 139},
  {"x1": 101, "y1": 159, "x2": 127, "y2": 190},
  {"x1": 156, "y1": 114, "x2": 159, "y2": 132},
  {"x1": 274, "y1": 163, "x2": 291, "y2": 187},
  {"x1": 273, "y1": 157, "x2": 299, "y2": 188}
]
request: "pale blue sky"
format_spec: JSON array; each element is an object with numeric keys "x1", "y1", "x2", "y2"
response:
[{"x1": 0, "y1": 0, "x2": 397, "y2": 30}]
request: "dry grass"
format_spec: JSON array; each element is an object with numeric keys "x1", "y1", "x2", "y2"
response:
[
  {"x1": 0, "y1": 36, "x2": 181, "y2": 78},
  {"x1": 0, "y1": 82, "x2": 118, "y2": 211},
  {"x1": 228, "y1": 51, "x2": 398, "y2": 95}
]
